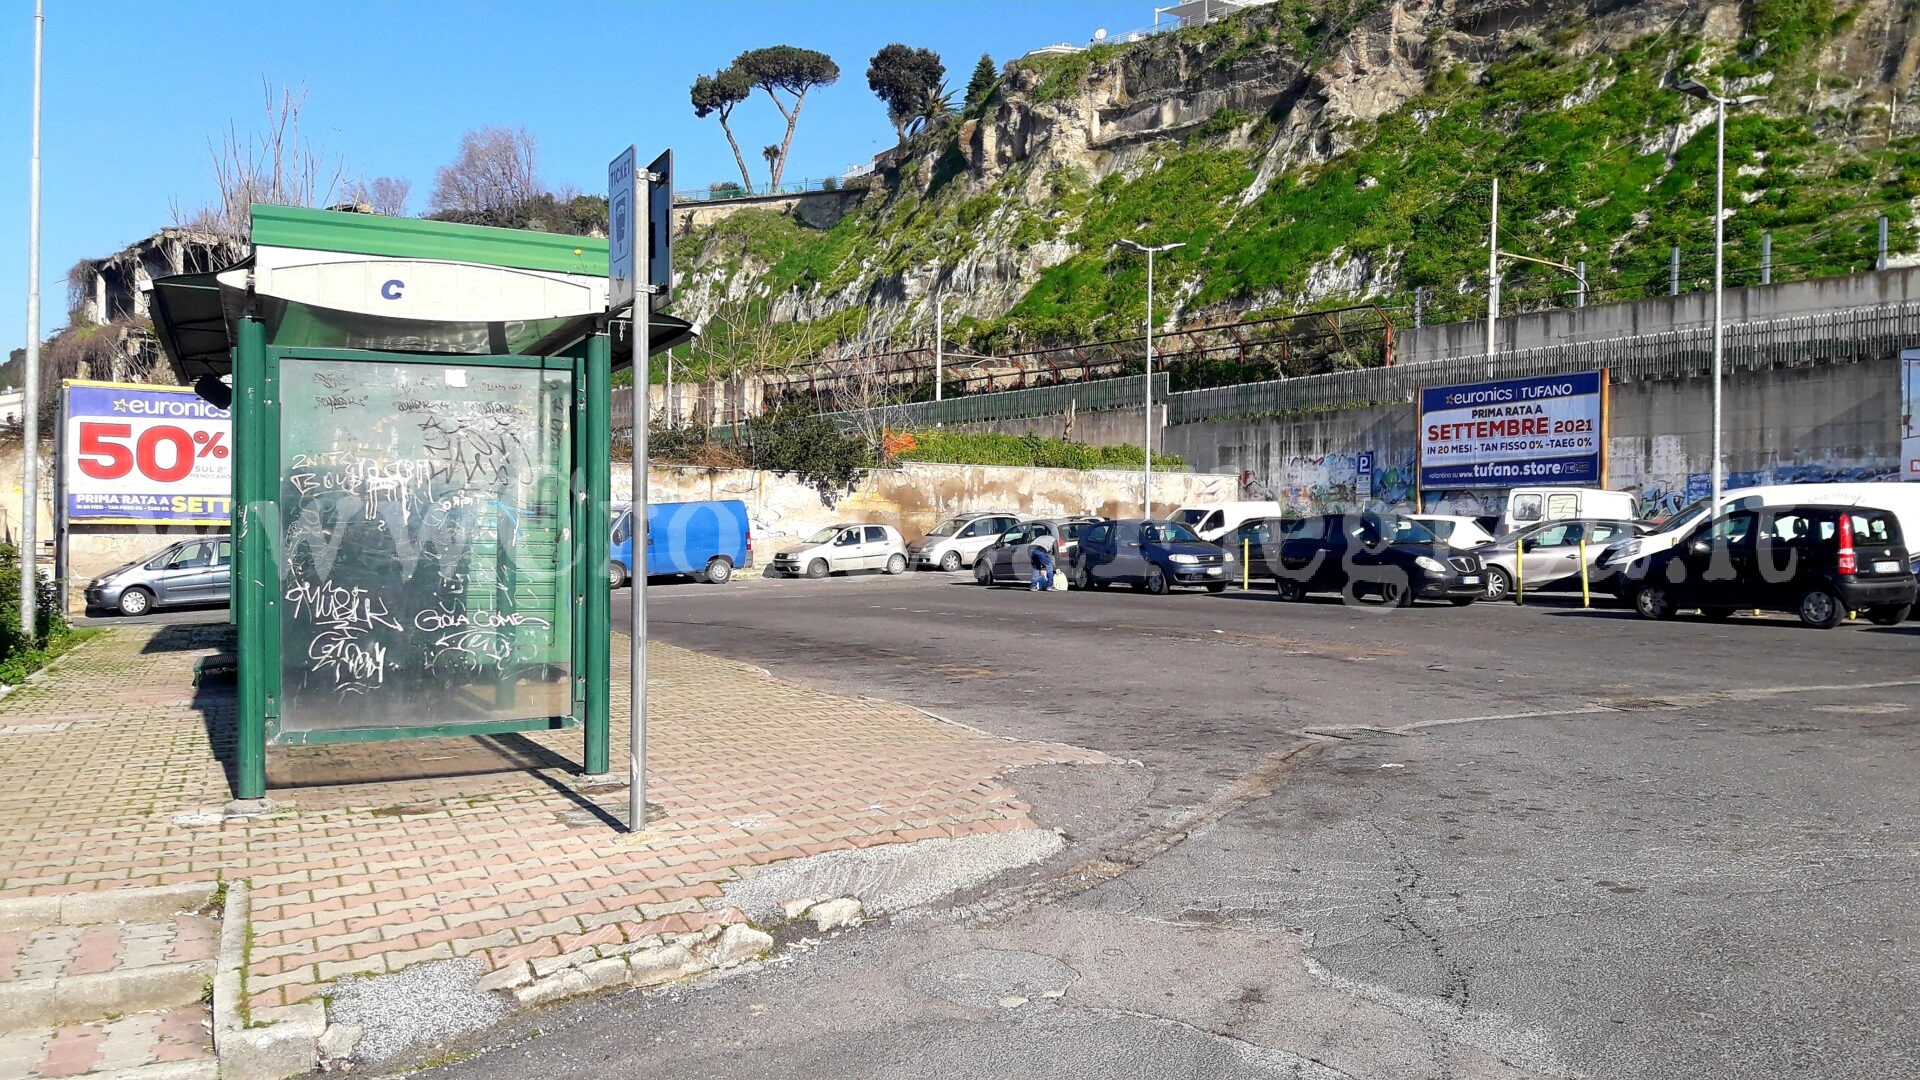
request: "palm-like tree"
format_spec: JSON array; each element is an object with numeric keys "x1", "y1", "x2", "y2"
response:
[{"x1": 762, "y1": 144, "x2": 780, "y2": 191}]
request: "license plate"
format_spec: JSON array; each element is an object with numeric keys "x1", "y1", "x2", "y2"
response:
[
  {"x1": 1873, "y1": 560, "x2": 1900, "y2": 573},
  {"x1": 1205, "y1": 566, "x2": 1223, "y2": 575},
  {"x1": 1461, "y1": 575, "x2": 1481, "y2": 584}
]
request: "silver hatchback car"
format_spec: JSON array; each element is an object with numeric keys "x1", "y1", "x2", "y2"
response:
[
  {"x1": 85, "y1": 537, "x2": 233, "y2": 616},
  {"x1": 771, "y1": 523, "x2": 910, "y2": 578}
]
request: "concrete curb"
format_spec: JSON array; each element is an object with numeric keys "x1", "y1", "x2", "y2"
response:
[
  {"x1": 0, "y1": 962, "x2": 213, "y2": 1033},
  {"x1": 487, "y1": 922, "x2": 776, "y2": 1010},
  {"x1": 0, "y1": 881, "x2": 218, "y2": 932},
  {"x1": 212, "y1": 880, "x2": 325, "y2": 1080}
]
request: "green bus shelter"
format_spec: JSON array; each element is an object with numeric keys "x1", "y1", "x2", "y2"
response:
[{"x1": 149, "y1": 205, "x2": 690, "y2": 800}]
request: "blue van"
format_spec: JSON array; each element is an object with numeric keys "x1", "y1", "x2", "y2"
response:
[{"x1": 610, "y1": 500, "x2": 753, "y2": 586}]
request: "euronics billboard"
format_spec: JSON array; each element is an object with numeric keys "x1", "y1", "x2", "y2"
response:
[
  {"x1": 1419, "y1": 371, "x2": 1603, "y2": 490},
  {"x1": 1902, "y1": 348, "x2": 1919, "y2": 481},
  {"x1": 63, "y1": 381, "x2": 231, "y2": 524}
]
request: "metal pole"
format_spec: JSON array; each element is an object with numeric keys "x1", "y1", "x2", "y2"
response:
[
  {"x1": 1485, "y1": 177, "x2": 1498, "y2": 362},
  {"x1": 19, "y1": 0, "x2": 44, "y2": 639},
  {"x1": 1879, "y1": 215, "x2": 1889, "y2": 272},
  {"x1": 1671, "y1": 246, "x2": 1680, "y2": 296},
  {"x1": 52, "y1": 385, "x2": 65, "y2": 615},
  {"x1": 1143, "y1": 247, "x2": 1154, "y2": 519},
  {"x1": 934, "y1": 292, "x2": 943, "y2": 403},
  {"x1": 630, "y1": 182, "x2": 653, "y2": 834},
  {"x1": 1761, "y1": 232, "x2": 1772, "y2": 285},
  {"x1": 1576, "y1": 260, "x2": 1587, "y2": 308},
  {"x1": 1413, "y1": 286, "x2": 1424, "y2": 328},
  {"x1": 1710, "y1": 96, "x2": 1725, "y2": 517}
]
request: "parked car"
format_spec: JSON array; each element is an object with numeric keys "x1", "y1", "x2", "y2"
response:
[
  {"x1": 1625, "y1": 503, "x2": 1914, "y2": 628},
  {"x1": 1218, "y1": 517, "x2": 1284, "y2": 581},
  {"x1": 1474, "y1": 518, "x2": 1649, "y2": 601},
  {"x1": 85, "y1": 536, "x2": 232, "y2": 616},
  {"x1": 610, "y1": 500, "x2": 753, "y2": 587},
  {"x1": 772, "y1": 523, "x2": 909, "y2": 578},
  {"x1": 1071, "y1": 519, "x2": 1233, "y2": 594},
  {"x1": 1600, "y1": 482, "x2": 1920, "y2": 598},
  {"x1": 908, "y1": 511, "x2": 1021, "y2": 571},
  {"x1": 1270, "y1": 513, "x2": 1484, "y2": 606},
  {"x1": 1501, "y1": 487, "x2": 1638, "y2": 535},
  {"x1": 974, "y1": 517, "x2": 1103, "y2": 585},
  {"x1": 1170, "y1": 501, "x2": 1284, "y2": 544},
  {"x1": 1408, "y1": 514, "x2": 1498, "y2": 550}
]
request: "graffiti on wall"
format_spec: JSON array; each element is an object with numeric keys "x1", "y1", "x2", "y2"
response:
[{"x1": 1622, "y1": 459, "x2": 1899, "y2": 521}]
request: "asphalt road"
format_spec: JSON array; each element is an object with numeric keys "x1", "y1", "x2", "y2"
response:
[
  {"x1": 91, "y1": 571, "x2": 1917, "y2": 1077},
  {"x1": 406, "y1": 568, "x2": 1919, "y2": 1079}
]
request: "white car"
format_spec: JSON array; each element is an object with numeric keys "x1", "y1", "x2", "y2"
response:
[
  {"x1": 771, "y1": 523, "x2": 909, "y2": 578},
  {"x1": 1169, "y1": 501, "x2": 1284, "y2": 544},
  {"x1": 907, "y1": 511, "x2": 1021, "y2": 571},
  {"x1": 1407, "y1": 514, "x2": 1497, "y2": 550}
]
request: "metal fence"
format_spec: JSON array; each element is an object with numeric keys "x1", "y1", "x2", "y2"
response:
[
  {"x1": 1165, "y1": 301, "x2": 1920, "y2": 424},
  {"x1": 823, "y1": 373, "x2": 1169, "y2": 431}
]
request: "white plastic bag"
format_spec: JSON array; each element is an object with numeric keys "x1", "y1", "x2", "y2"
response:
[{"x1": 1052, "y1": 570, "x2": 1069, "y2": 592}]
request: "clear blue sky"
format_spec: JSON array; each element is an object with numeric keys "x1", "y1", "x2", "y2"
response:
[{"x1": 3, "y1": 0, "x2": 1150, "y2": 350}]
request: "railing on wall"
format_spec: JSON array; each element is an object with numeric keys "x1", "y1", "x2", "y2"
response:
[
  {"x1": 821, "y1": 372, "x2": 1169, "y2": 431},
  {"x1": 1165, "y1": 301, "x2": 1920, "y2": 424}
]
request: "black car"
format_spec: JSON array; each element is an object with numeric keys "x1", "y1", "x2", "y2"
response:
[
  {"x1": 1071, "y1": 519, "x2": 1232, "y2": 594},
  {"x1": 1271, "y1": 513, "x2": 1485, "y2": 606},
  {"x1": 1625, "y1": 503, "x2": 1915, "y2": 628}
]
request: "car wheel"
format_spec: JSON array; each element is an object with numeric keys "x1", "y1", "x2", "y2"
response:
[
  {"x1": 1144, "y1": 567, "x2": 1168, "y2": 595},
  {"x1": 1866, "y1": 603, "x2": 1912, "y2": 626},
  {"x1": 807, "y1": 558, "x2": 830, "y2": 580},
  {"x1": 1633, "y1": 585, "x2": 1675, "y2": 621},
  {"x1": 885, "y1": 553, "x2": 908, "y2": 575},
  {"x1": 1379, "y1": 580, "x2": 1414, "y2": 607},
  {"x1": 1275, "y1": 578, "x2": 1305, "y2": 602},
  {"x1": 607, "y1": 562, "x2": 629, "y2": 589},
  {"x1": 1700, "y1": 606, "x2": 1737, "y2": 621},
  {"x1": 1073, "y1": 566, "x2": 1092, "y2": 591},
  {"x1": 974, "y1": 560, "x2": 994, "y2": 586},
  {"x1": 117, "y1": 587, "x2": 153, "y2": 617},
  {"x1": 703, "y1": 556, "x2": 734, "y2": 584},
  {"x1": 1797, "y1": 586, "x2": 1843, "y2": 629},
  {"x1": 1483, "y1": 566, "x2": 1513, "y2": 602},
  {"x1": 939, "y1": 551, "x2": 962, "y2": 572},
  {"x1": 1205, "y1": 582, "x2": 1228, "y2": 593}
]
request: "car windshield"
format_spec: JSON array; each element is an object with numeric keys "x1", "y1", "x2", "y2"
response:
[
  {"x1": 805, "y1": 527, "x2": 841, "y2": 543},
  {"x1": 926, "y1": 519, "x2": 965, "y2": 537},
  {"x1": 1171, "y1": 509, "x2": 1209, "y2": 527},
  {"x1": 1144, "y1": 522, "x2": 1202, "y2": 543},
  {"x1": 1367, "y1": 516, "x2": 1437, "y2": 544}
]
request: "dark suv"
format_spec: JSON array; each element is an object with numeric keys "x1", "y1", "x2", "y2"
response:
[
  {"x1": 1072, "y1": 519, "x2": 1231, "y2": 594},
  {"x1": 1625, "y1": 503, "x2": 1914, "y2": 628},
  {"x1": 1271, "y1": 513, "x2": 1484, "y2": 606}
]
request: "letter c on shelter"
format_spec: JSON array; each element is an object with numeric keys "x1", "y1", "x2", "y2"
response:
[{"x1": 380, "y1": 279, "x2": 405, "y2": 301}]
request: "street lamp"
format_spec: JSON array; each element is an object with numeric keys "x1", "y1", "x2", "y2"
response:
[
  {"x1": 1674, "y1": 75, "x2": 1765, "y2": 518},
  {"x1": 1117, "y1": 239, "x2": 1184, "y2": 518}
]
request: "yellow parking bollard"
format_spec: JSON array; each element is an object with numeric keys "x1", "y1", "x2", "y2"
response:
[
  {"x1": 1242, "y1": 538, "x2": 1250, "y2": 590},
  {"x1": 1579, "y1": 537, "x2": 1591, "y2": 608}
]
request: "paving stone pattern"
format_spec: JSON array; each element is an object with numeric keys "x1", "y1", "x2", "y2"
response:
[
  {"x1": 0, "y1": 625, "x2": 1104, "y2": 1012},
  {"x1": 0, "y1": 1006, "x2": 213, "y2": 1078}
]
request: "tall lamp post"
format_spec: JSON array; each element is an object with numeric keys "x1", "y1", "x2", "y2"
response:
[
  {"x1": 1674, "y1": 75, "x2": 1764, "y2": 516},
  {"x1": 1117, "y1": 239, "x2": 1183, "y2": 518},
  {"x1": 20, "y1": 0, "x2": 44, "y2": 638}
]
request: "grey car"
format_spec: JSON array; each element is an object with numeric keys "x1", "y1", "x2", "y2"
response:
[
  {"x1": 973, "y1": 517, "x2": 1103, "y2": 585},
  {"x1": 908, "y1": 511, "x2": 1021, "y2": 571},
  {"x1": 1475, "y1": 518, "x2": 1649, "y2": 601},
  {"x1": 84, "y1": 537, "x2": 232, "y2": 616},
  {"x1": 771, "y1": 523, "x2": 910, "y2": 578}
]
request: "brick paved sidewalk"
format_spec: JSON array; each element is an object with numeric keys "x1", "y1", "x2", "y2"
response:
[{"x1": 0, "y1": 623, "x2": 1107, "y2": 1013}]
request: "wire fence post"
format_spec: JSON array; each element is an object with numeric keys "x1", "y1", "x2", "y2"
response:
[
  {"x1": 1879, "y1": 216, "x2": 1889, "y2": 272},
  {"x1": 1576, "y1": 261, "x2": 1587, "y2": 308},
  {"x1": 1670, "y1": 247, "x2": 1681, "y2": 296},
  {"x1": 1761, "y1": 233, "x2": 1772, "y2": 285}
]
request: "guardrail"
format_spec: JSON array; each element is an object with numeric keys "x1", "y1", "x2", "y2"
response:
[
  {"x1": 1164, "y1": 301, "x2": 1920, "y2": 424},
  {"x1": 820, "y1": 373, "x2": 1169, "y2": 431}
]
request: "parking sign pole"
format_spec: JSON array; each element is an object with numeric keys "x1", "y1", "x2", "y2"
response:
[{"x1": 630, "y1": 173, "x2": 653, "y2": 835}]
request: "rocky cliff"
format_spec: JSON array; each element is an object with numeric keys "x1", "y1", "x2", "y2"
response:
[{"x1": 669, "y1": 0, "x2": 1920, "y2": 382}]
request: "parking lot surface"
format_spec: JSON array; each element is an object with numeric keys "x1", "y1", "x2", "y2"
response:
[{"x1": 415, "y1": 571, "x2": 1920, "y2": 1078}]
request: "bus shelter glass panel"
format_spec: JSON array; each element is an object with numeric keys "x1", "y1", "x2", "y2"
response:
[{"x1": 277, "y1": 357, "x2": 573, "y2": 734}]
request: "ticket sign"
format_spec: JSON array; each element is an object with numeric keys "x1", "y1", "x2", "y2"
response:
[
  {"x1": 1419, "y1": 371, "x2": 1603, "y2": 490},
  {"x1": 64, "y1": 381, "x2": 232, "y2": 524}
]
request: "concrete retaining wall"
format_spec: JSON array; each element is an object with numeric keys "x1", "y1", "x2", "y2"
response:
[{"x1": 615, "y1": 461, "x2": 1240, "y2": 545}]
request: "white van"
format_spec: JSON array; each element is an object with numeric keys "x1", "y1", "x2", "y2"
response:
[
  {"x1": 1501, "y1": 487, "x2": 1638, "y2": 535},
  {"x1": 1599, "y1": 481, "x2": 1920, "y2": 583},
  {"x1": 1170, "y1": 501, "x2": 1284, "y2": 544}
]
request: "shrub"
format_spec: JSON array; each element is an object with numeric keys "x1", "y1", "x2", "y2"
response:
[
  {"x1": 895, "y1": 430, "x2": 1185, "y2": 471},
  {"x1": 0, "y1": 542, "x2": 74, "y2": 685}
]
